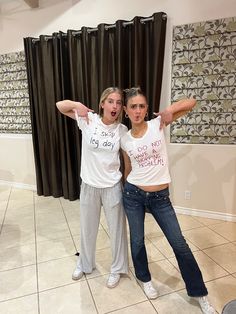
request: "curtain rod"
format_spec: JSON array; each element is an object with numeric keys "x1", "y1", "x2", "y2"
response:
[
  {"x1": 32, "y1": 14, "x2": 167, "y2": 42},
  {"x1": 72, "y1": 15, "x2": 167, "y2": 35}
]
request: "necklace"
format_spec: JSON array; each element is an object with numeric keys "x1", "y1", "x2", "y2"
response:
[{"x1": 131, "y1": 122, "x2": 147, "y2": 138}]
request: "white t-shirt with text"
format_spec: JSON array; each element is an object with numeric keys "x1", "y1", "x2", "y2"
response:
[
  {"x1": 121, "y1": 116, "x2": 171, "y2": 186},
  {"x1": 76, "y1": 112, "x2": 127, "y2": 188}
]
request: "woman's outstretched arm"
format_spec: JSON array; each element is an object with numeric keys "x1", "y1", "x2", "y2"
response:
[
  {"x1": 155, "y1": 98, "x2": 197, "y2": 129},
  {"x1": 56, "y1": 100, "x2": 93, "y2": 121}
]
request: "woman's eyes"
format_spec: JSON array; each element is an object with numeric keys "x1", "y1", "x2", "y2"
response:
[
  {"x1": 130, "y1": 104, "x2": 145, "y2": 109},
  {"x1": 108, "y1": 100, "x2": 121, "y2": 105}
]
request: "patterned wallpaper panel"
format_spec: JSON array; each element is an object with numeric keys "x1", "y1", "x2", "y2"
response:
[
  {"x1": 0, "y1": 51, "x2": 31, "y2": 134},
  {"x1": 171, "y1": 17, "x2": 236, "y2": 144}
]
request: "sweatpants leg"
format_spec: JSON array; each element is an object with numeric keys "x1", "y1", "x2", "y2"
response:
[
  {"x1": 102, "y1": 182, "x2": 129, "y2": 274},
  {"x1": 78, "y1": 182, "x2": 101, "y2": 273}
]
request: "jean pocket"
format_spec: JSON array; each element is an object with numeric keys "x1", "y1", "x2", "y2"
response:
[
  {"x1": 154, "y1": 194, "x2": 169, "y2": 201},
  {"x1": 123, "y1": 189, "x2": 138, "y2": 198},
  {"x1": 152, "y1": 189, "x2": 170, "y2": 207},
  {"x1": 123, "y1": 182, "x2": 139, "y2": 197}
]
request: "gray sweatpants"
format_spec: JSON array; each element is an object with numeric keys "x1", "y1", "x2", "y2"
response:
[{"x1": 77, "y1": 181, "x2": 129, "y2": 274}]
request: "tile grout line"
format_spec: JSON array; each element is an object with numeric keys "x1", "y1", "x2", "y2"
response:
[
  {"x1": 0, "y1": 186, "x2": 11, "y2": 235},
  {"x1": 0, "y1": 292, "x2": 38, "y2": 305},
  {"x1": 1, "y1": 186, "x2": 236, "y2": 313},
  {"x1": 104, "y1": 300, "x2": 158, "y2": 314},
  {"x1": 85, "y1": 278, "x2": 100, "y2": 313},
  {"x1": 33, "y1": 191, "x2": 41, "y2": 314},
  {"x1": 207, "y1": 224, "x2": 236, "y2": 243},
  {"x1": 59, "y1": 197, "x2": 100, "y2": 312},
  {"x1": 59, "y1": 197, "x2": 79, "y2": 254}
]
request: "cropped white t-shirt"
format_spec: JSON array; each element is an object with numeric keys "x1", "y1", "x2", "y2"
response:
[
  {"x1": 76, "y1": 112, "x2": 127, "y2": 188},
  {"x1": 121, "y1": 116, "x2": 171, "y2": 186}
]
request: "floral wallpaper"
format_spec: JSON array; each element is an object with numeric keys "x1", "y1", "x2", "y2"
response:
[
  {"x1": 171, "y1": 16, "x2": 236, "y2": 144},
  {"x1": 0, "y1": 51, "x2": 31, "y2": 134}
]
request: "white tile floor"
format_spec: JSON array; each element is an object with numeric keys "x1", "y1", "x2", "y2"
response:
[{"x1": 0, "y1": 185, "x2": 236, "y2": 313}]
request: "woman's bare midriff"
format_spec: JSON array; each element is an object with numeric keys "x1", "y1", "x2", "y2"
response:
[{"x1": 137, "y1": 183, "x2": 169, "y2": 192}]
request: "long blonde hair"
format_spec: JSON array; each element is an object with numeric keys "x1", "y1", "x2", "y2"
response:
[{"x1": 99, "y1": 87, "x2": 124, "y2": 123}]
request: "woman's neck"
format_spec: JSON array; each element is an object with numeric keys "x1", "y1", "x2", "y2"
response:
[
  {"x1": 131, "y1": 121, "x2": 147, "y2": 138},
  {"x1": 101, "y1": 116, "x2": 115, "y2": 125}
]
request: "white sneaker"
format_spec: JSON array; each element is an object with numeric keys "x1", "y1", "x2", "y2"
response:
[
  {"x1": 106, "y1": 273, "x2": 120, "y2": 288},
  {"x1": 143, "y1": 281, "x2": 158, "y2": 299},
  {"x1": 72, "y1": 265, "x2": 84, "y2": 281},
  {"x1": 194, "y1": 296, "x2": 216, "y2": 314}
]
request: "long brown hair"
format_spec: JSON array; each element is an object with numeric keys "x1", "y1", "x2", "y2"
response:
[{"x1": 123, "y1": 87, "x2": 147, "y2": 106}]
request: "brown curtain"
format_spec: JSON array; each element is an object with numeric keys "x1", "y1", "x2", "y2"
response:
[{"x1": 24, "y1": 12, "x2": 167, "y2": 200}]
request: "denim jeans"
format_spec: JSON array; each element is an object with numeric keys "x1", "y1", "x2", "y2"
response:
[{"x1": 123, "y1": 181, "x2": 208, "y2": 297}]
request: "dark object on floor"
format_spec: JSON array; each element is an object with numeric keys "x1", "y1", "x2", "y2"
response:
[
  {"x1": 75, "y1": 252, "x2": 80, "y2": 256},
  {"x1": 222, "y1": 300, "x2": 236, "y2": 314}
]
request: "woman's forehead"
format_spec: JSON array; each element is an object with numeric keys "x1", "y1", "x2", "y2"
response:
[
  {"x1": 127, "y1": 94, "x2": 147, "y2": 104},
  {"x1": 107, "y1": 92, "x2": 121, "y2": 99}
]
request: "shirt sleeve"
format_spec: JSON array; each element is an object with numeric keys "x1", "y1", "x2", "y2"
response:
[
  {"x1": 75, "y1": 112, "x2": 95, "y2": 131},
  {"x1": 151, "y1": 116, "x2": 161, "y2": 128},
  {"x1": 120, "y1": 132, "x2": 128, "y2": 151},
  {"x1": 120, "y1": 124, "x2": 128, "y2": 137}
]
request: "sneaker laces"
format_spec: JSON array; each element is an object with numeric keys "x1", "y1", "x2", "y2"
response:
[
  {"x1": 144, "y1": 281, "x2": 152, "y2": 289},
  {"x1": 107, "y1": 273, "x2": 120, "y2": 288},
  {"x1": 107, "y1": 273, "x2": 120, "y2": 283},
  {"x1": 197, "y1": 296, "x2": 216, "y2": 314},
  {"x1": 109, "y1": 273, "x2": 119, "y2": 280},
  {"x1": 143, "y1": 281, "x2": 156, "y2": 293},
  {"x1": 142, "y1": 281, "x2": 158, "y2": 299}
]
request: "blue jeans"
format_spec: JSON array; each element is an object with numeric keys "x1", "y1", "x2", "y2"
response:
[{"x1": 123, "y1": 182, "x2": 208, "y2": 297}]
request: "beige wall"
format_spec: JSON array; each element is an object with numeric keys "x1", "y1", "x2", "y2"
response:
[
  {"x1": 0, "y1": 134, "x2": 36, "y2": 188},
  {"x1": 0, "y1": 0, "x2": 235, "y2": 217},
  {"x1": 168, "y1": 142, "x2": 236, "y2": 215}
]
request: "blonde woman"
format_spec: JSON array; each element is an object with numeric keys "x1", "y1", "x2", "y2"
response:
[{"x1": 56, "y1": 87, "x2": 128, "y2": 288}]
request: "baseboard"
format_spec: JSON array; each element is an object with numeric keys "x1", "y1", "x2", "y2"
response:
[
  {"x1": 0, "y1": 181, "x2": 235, "y2": 222},
  {"x1": 0, "y1": 180, "x2": 36, "y2": 191},
  {"x1": 174, "y1": 206, "x2": 236, "y2": 222}
]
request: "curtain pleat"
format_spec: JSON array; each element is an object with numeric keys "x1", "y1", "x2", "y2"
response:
[{"x1": 24, "y1": 12, "x2": 167, "y2": 200}]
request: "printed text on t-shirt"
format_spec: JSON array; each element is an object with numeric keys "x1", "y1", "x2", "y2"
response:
[
  {"x1": 89, "y1": 129, "x2": 116, "y2": 150},
  {"x1": 128, "y1": 139, "x2": 164, "y2": 167}
]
